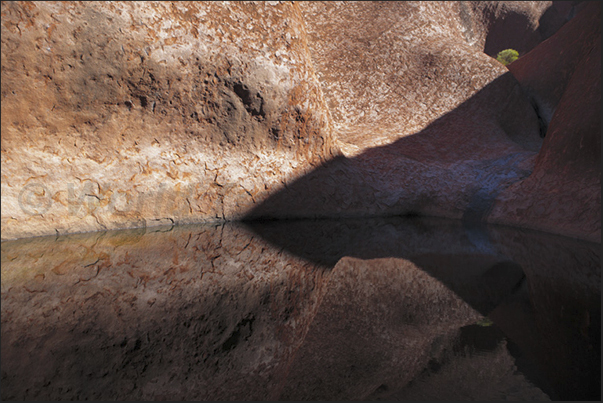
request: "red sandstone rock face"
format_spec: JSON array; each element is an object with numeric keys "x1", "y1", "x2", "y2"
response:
[
  {"x1": 6, "y1": 217, "x2": 596, "y2": 400},
  {"x1": 277, "y1": 256, "x2": 546, "y2": 400},
  {"x1": 1, "y1": 1, "x2": 335, "y2": 240},
  {"x1": 1, "y1": 1, "x2": 599, "y2": 242},
  {"x1": 299, "y1": 1, "x2": 522, "y2": 151},
  {"x1": 505, "y1": 1, "x2": 600, "y2": 126},
  {"x1": 487, "y1": 225, "x2": 601, "y2": 400},
  {"x1": 247, "y1": 1, "x2": 543, "y2": 223},
  {"x1": 488, "y1": 2, "x2": 601, "y2": 242},
  {"x1": 0, "y1": 223, "x2": 329, "y2": 400},
  {"x1": 298, "y1": 0, "x2": 576, "y2": 154}
]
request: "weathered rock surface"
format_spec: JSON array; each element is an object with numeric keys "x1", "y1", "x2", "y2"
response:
[
  {"x1": 1, "y1": 1, "x2": 335, "y2": 240},
  {"x1": 488, "y1": 225, "x2": 601, "y2": 400},
  {"x1": 505, "y1": 1, "x2": 600, "y2": 127},
  {"x1": 245, "y1": 73, "x2": 541, "y2": 223},
  {"x1": 247, "y1": 216, "x2": 600, "y2": 400},
  {"x1": 387, "y1": 339, "x2": 550, "y2": 401},
  {"x1": 488, "y1": 2, "x2": 601, "y2": 242},
  {"x1": 0, "y1": 220, "x2": 528, "y2": 400},
  {"x1": 247, "y1": 1, "x2": 599, "y2": 242},
  {"x1": 298, "y1": 1, "x2": 540, "y2": 151},
  {"x1": 1, "y1": 1, "x2": 599, "y2": 243},
  {"x1": 277, "y1": 256, "x2": 546, "y2": 401},
  {"x1": 246, "y1": 1, "x2": 543, "y2": 223}
]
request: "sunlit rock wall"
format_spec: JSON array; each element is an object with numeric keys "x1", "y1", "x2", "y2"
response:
[
  {"x1": 298, "y1": 1, "x2": 538, "y2": 151},
  {"x1": 1, "y1": 1, "x2": 335, "y2": 240}
]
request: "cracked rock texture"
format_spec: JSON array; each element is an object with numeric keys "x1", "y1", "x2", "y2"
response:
[
  {"x1": 3, "y1": 218, "x2": 598, "y2": 400},
  {"x1": 1, "y1": 1, "x2": 335, "y2": 240},
  {"x1": 1, "y1": 1, "x2": 599, "y2": 242},
  {"x1": 0, "y1": 223, "x2": 331, "y2": 400},
  {"x1": 298, "y1": 1, "x2": 536, "y2": 151},
  {"x1": 248, "y1": 1, "x2": 599, "y2": 242}
]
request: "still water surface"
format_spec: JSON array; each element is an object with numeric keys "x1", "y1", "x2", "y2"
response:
[{"x1": 1, "y1": 217, "x2": 600, "y2": 400}]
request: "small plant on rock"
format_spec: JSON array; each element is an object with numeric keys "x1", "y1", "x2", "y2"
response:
[{"x1": 496, "y1": 49, "x2": 519, "y2": 66}]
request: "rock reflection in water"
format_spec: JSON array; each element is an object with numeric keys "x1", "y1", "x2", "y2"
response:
[{"x1": 1, "y1": 218, "x2": 600, "y2": 400}]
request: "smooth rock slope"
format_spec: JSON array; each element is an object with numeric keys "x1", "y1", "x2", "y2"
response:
[{"x1": 489, "y1": 1, "x2": 601, "y2": 242}]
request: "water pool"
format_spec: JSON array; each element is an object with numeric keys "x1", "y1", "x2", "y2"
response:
[{"x1": 1, "y1": 217, "x2": 600, "y2": 400}]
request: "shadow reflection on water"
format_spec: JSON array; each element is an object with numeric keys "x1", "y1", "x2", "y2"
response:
[{"x1": 1, "y1": 217, "x2": 600, "y2": 400}]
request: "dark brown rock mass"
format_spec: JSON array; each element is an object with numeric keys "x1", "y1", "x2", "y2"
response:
[
  {"x1": 0, "y1": 220, "x2": 547, "y2": 400},
  {"x1": 488, "y1": 225, "x2": 601, "y2": 400},
  {"x1": 459, "y1": 1, "x2": 586, "y2": 57},
  {"x1": 489, "y1": 2, "x2": 601, "y2": 242}
]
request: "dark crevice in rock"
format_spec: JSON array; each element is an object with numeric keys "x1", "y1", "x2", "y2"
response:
[
  {"x1": 529, "y1": 97, "x2": 548, "y2": 138},
  {"x1": 221, "y1": 315, "x2": 255, "y2": 353},
  {"x1": 232, "y1": 82, "x2": 265, "y2": 120}
]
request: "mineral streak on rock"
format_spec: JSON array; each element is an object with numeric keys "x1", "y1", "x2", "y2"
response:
[{"x1": 1, "y1": 1, "x2": 335, "y2": 240}]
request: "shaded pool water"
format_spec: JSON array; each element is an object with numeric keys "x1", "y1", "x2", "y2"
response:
[{"x1": 1, "y1": 217, "x2": 600, "y2": 400}]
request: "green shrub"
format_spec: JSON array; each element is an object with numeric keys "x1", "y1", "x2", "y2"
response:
[{"x1": 496, "y1": 49, "x2": 519, "y2": 66}]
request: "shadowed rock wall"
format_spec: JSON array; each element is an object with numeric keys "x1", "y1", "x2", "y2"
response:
[
  {"x1": 246, "y1": 0, "x2": 599, "y2": 242},
  {"x1": 489, "y1": 2, "x2": 601, "y2": 242},
  {"x1": 244, "y1": 2, "x2": 544, "y2": 224},
  {"x1": 459, "y1": 1, "x2": 586, "y2": 57}
]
